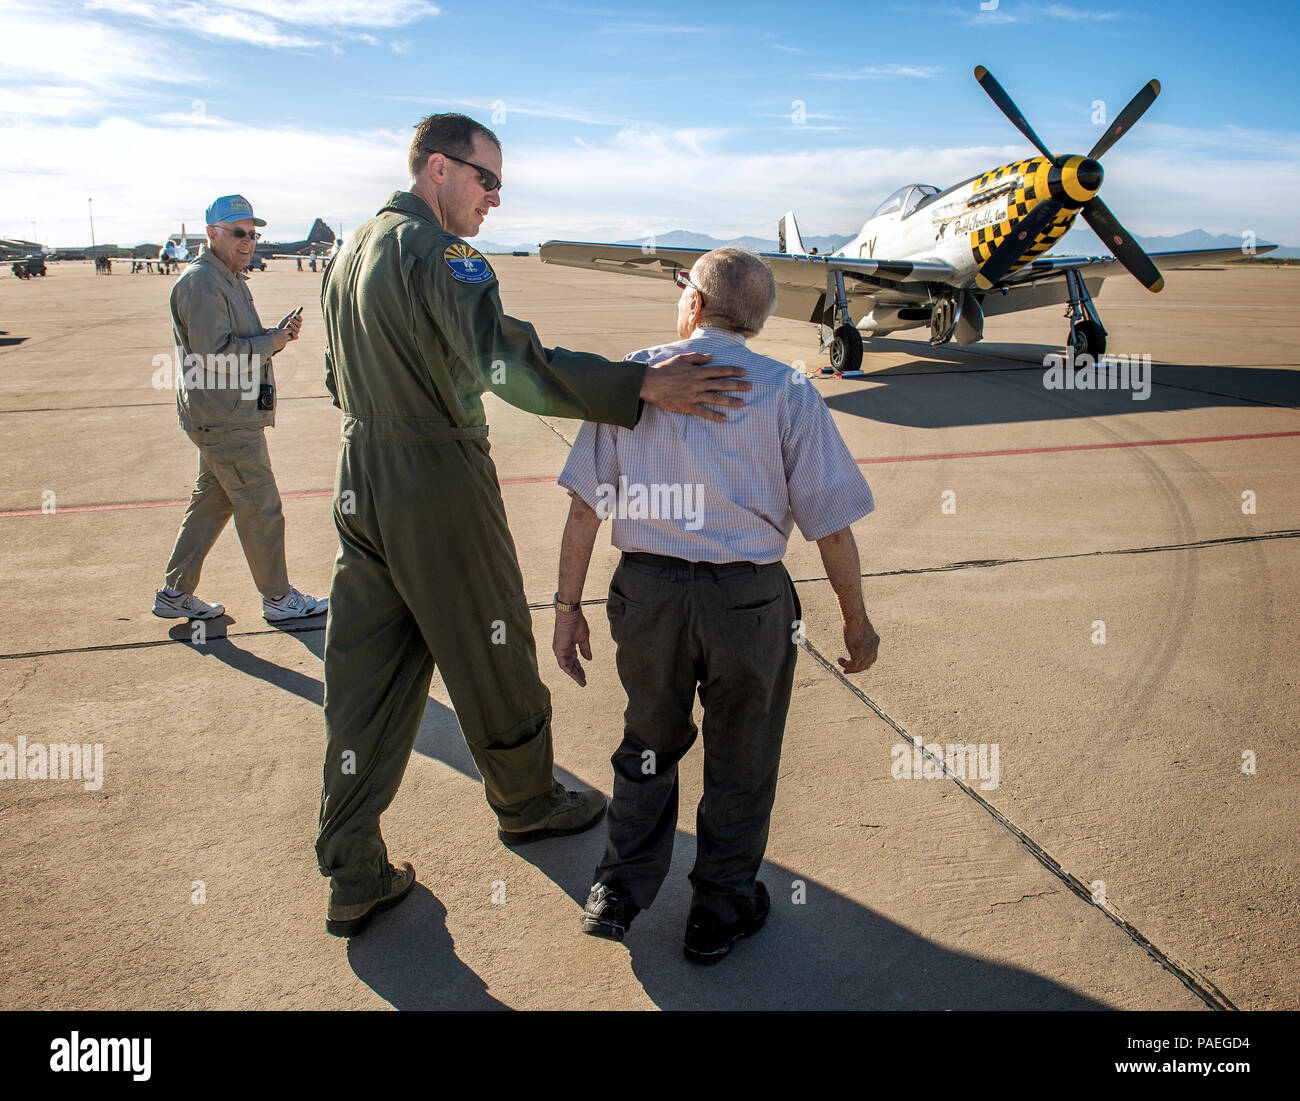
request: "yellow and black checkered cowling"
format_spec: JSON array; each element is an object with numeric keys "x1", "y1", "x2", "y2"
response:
[{"x1": 969, "y1": 157, "x2": 1075, "y2": 273}]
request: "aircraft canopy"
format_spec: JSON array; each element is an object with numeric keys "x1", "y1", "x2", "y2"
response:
[{"x1": 872, "y1": 183, "x2": 941, "y2": 219}]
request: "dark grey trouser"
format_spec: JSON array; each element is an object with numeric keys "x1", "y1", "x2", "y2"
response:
[{"x1": 595, "y1": 552, "x2": 801, "y2": 925}]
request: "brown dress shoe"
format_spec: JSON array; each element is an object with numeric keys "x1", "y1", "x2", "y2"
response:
[{"x1": 325, "y1": 860, "x2": 416, "y2": 937}]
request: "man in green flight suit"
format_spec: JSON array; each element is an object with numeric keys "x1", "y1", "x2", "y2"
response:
[{"x1": 316, "y1": 113, "x2": 749, "y2": 936}]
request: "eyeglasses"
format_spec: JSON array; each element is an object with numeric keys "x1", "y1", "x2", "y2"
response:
[
  {"x1": 426, "y1": 149, "x2": 502, "y2": 193},
  {"x1": 218, "y1": 226, "x2": 262, "y2": 241},
  {"x1": 675, "y1": 269, "x2": 705, "y2": 304}
]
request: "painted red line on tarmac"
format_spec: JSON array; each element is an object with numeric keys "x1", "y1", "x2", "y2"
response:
[
  {"x1": 854, "y1": 429, "x2": 1300, "y2": 466},
  {"x1": 0, "y1": 475, "x2": 564, "y2": 518},
  {"x1": 3, "y1": 429, "x2": 1296, "y2": 518}
]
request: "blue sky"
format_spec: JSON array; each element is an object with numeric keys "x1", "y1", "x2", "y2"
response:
[{"x1": 3, "y1": 0, "x2": 1298, "y2": 248}]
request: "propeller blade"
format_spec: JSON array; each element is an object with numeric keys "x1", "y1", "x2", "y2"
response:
[
  {"x1": 1082, "y1": 196, "x2": 1164, "y2": 292},
  {"x1": 1088, "y1": 78, "x2": 1161, "y2": 160},
  {"x1": 973, "y1": 65, "x2": 1054, "y2": 160},
  {"x1": 975, "y1": 199, "x2": 1061, "y2": 289}
]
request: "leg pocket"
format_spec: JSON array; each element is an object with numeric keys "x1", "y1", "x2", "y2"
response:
[{"x1": 725, "y1": 593, "x2": 781, "y2": 615}]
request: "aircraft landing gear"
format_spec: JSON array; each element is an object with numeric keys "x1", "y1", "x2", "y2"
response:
[
  {"x1": 1065, "y1": 268, "x2": 1107, "y2": 360},
  {"x1": 821, "y1": 268, "x2": 865, "y2": 374},
  {"x1": 830, "y1": 324, "x2": 863, "y2": 373}
]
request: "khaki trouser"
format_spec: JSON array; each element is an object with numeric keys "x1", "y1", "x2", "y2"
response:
[
  {"x1": 164, "y1": 425, "x2": 291, "y2": 599},
  {"x1": 315, "y1": 418, "x2": 559, "y2": 906}
]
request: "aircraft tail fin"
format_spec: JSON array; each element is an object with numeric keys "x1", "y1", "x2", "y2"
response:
[
  {"x1": 308, "y1": 218, "x2": 336, "y2": 245},
  {"x1": 778, "y1": 210, "x2": 807, "y2": 255}
]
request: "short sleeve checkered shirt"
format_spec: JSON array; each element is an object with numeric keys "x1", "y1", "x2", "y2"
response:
[{"x1": 558, "y1": 328, "x2": 874, "y2": 564}]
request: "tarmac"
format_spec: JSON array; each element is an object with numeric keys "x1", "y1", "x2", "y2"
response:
[{"x1": 0, "y1": 256, "x2": 1295, "y2": 1011}]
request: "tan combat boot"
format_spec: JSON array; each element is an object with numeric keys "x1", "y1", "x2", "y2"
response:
[
  {"x1": 325, "y1": 860, "x2": 416, "y2": 937},
  {"x1": 497, "y1": 786, "x2": 607, "y2": 847}
]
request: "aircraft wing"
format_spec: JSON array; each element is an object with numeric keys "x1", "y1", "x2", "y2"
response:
[
  {"x1": 540, "y1": 240, "x2": 957, "y2": 286},
  {"x1": 540, "y1": 240, "x2": 959, "y2": 324},
  {"x1": 1002, "y1": 245, "x2": 1276, "y2": 286}
]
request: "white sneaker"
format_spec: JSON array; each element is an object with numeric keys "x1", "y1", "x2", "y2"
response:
[
  {"x1": 263, "y1": 587, "x2": 328, "y2": 622},
  {"x1": 153, "y1": 590, "x2": 225, "y2": 619}
]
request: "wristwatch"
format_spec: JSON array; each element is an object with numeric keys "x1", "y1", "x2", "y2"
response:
[{"x1": 554, "y1": 593, "x2": 582, "y2": 613}]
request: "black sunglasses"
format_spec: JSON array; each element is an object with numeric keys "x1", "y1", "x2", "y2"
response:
[
  {"x1": 426, "y1": 149, "x2": 502, "y2": 192},
  {"x1": 218, "y1": 226, "x2": 262, "y2": 241}
]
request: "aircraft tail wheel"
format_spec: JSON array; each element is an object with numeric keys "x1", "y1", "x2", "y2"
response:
[
  {"x1": 1070, "y1": 320, "x2": 1106, "y2": 359},
  {"x1": 830, "y1": 324, "x2": 864, "y2": 374}
]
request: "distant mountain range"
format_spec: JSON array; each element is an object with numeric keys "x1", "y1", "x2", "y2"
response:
[
  {"x1": 1056, "y1": 226, "x2": 1296, "y2": 260},
  {"x1": 483, "y1": 227, "x2": 1296, "y2": 259}
]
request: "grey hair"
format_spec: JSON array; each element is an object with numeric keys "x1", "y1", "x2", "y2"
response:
[{"x1": 691, "y1": 247, "x2": 778, "y2": 337}]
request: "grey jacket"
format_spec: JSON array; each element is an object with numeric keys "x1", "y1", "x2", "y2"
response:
[{"x1": 171, "y1": 248, "x2": 277, "y2": 430}]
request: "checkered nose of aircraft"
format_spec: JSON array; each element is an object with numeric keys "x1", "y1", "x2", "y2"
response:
[
  {"x1": 986, "y1": 155, "x2": 1105, "y2": 279},
  {"x1": 971, "y1": 64, "x2": 1165, "y2": 293}
]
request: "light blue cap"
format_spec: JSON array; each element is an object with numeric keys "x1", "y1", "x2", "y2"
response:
[{"x1": 205, "y1": 194, "x2": 266, "y2": 227}]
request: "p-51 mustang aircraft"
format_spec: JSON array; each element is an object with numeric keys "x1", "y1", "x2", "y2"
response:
[{"x1": 541, "y1": 66, "x2": 1274, "y2": 375}]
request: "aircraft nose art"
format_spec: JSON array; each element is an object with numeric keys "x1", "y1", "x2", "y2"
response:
[{"x1": 969, "y1": 157, "x2": 1075, "y2": 274}]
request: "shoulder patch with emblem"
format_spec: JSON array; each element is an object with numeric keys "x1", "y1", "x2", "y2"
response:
[{"x1": 443, "y1": 242, "x2": 494, "y2": 284}]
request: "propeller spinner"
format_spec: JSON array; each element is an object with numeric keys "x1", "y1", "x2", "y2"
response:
[{"x1": 972, "y1": 66, "x2": 1164, "y2": 293}]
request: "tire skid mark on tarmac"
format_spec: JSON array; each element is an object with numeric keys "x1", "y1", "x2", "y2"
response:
[
  {"x1": 978, "y1": 365, "x2": 1201, "y2": 726},
  {"x1": 3, "y1": 530, "x2": 1295, "y2": 663},
  {"x1": 796, "y1": 634, "x2": 1240, "y2": 1012}
]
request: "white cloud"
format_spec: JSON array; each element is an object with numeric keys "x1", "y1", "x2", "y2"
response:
[
  {"x1": 960, "y1": 1, "x2": 1126, "y2": 25},
  {"x1": 4, "y1": 115, "x2": 1296, "y2": 249},
  {"x1": 368, "y1": 92, "x2": 632, "y2": 128},
  {"x1": 222, "y1": 0, "x2": 440, "y2": 26},
  {"x1": 810, "y1": 64, "x2": 943, "y2": 81},
  {"x1": 85, "y1": 0, "x2": 439, "y2": 31},
  {"x1": 0, "y1": 85, "x2": 113, "y2": 119},
  {"x1": 0, "y1": 5, "x2": 188, "y2": 92},
  {"x1": 1, "y1": 114, "x2": 409, "y2": 245},
  {"x1": 85, "y1": 1, "x2": 320, "y2": 48}
]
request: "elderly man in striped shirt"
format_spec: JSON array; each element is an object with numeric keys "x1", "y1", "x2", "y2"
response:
[{"x1": 553, "y1": 246, "x2": 880, "y2": 964}]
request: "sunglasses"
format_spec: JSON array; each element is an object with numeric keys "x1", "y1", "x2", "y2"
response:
[
  {"x1": 427, "y1": 149, "x2": 503, "y2": 193},
  {"x1": 218, "y1": 226, "x2": 262, "y2": 241},
  {"x1": 674, "y1": 269, "x2": 705, "y2": 304}
]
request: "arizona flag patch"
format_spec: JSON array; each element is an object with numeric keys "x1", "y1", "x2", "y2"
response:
[{"x1": 443, "y1": 242, "x2": 494, "y2": 284}]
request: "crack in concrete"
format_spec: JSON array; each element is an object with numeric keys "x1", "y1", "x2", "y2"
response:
[
  {"x1": 797, "y1": 635, "x2": 1240, "y2": 1012},
  {"x1": 0, "y1": 662, "x2": 37, "y2": 726},
  {"x1": 990, "y1": 889, "x2": 1059, "y2": 912},
  {"x1": 4, "y1": 529, "x2": 1297, "y2": 663}
]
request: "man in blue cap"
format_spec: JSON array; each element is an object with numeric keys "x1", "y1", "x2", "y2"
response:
[{"x1": 153, "y1": 194, "x2": 328, "y2": 623}]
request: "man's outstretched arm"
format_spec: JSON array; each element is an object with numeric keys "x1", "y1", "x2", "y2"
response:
[
  {"x1": 815, "y1": 526, "x2": 880, "y2": 674},
  {"x1": 553, "y1": 494, "x2": 603, "y2": 687},
  {"x1": 426, "y1": 257, "x2": 748, "y2": 426}
]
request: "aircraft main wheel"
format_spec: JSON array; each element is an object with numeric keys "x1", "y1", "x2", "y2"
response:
[
  {"x1": 1070, "y1": 320, "x2": 1106, "y2": 359},
  {"x1": 830, "y1": 324, "x2": 863, "y2": 373}
]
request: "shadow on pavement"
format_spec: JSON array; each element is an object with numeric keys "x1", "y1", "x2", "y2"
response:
[
  {"x1": 345, "y1": 885, "x2": 508, "y2": 1010},
  {"x1": 189, "y1": 623, "x2": 1109, "y2": 1009},
  {"x1": 169, "y1": 619, "x2": 325, "y2": 705},
  {"x1": 821, "y1": 338, "x2": 1300, "y2": 430},
  {"x1": 502, "y1": 764, "x2": 1109, "y2": 1010}
]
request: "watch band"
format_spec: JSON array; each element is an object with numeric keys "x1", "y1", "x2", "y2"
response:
[{"x1": 554, "y1": 592, "x2": 582, "y2": 613}]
